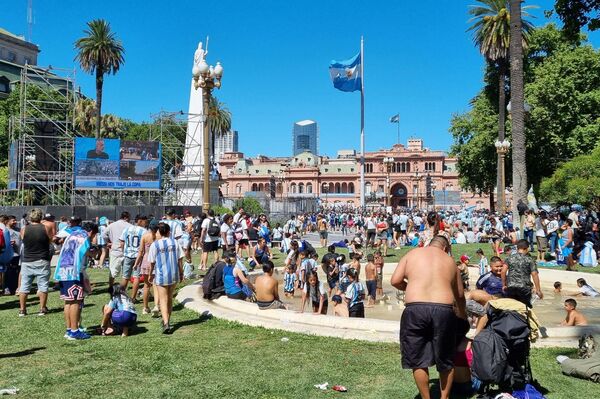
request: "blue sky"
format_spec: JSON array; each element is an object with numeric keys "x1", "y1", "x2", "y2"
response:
[{"x1": 2, "y1": 0, "x2": 597, "y2": 157}]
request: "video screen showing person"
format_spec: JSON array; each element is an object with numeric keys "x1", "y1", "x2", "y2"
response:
[
  {"x1": 75, "y1": 160, "x2": 119, "y2": 179},
  {"x1": 119, "y1": 160, "x2": 160, "y2": 181},
  {"x1": 120, "y1": 141, "x2": 160, "y2": 161},
  {"x1": 75, "y1": 138, "x2": 120, "y2": 161}
]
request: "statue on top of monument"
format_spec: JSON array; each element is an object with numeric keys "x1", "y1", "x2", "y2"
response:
[{"x1": 194, "y1": 41, "x2": 207, "y2": 68}]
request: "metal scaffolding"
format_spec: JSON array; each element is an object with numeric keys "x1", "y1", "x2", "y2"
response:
[{"x1": 8, "y1": 64, "x2": 76, "y2": 206}]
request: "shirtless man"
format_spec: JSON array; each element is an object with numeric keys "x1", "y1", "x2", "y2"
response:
[
  {"x1": 391, "y1": 236, "x2": 466, "y2": 399},
  {"x1": 255, "y1": 260, "x2": 286, "y2": 310},
  {"x1": 561, "y1": 298, "x2": 588, "y2": 326}
]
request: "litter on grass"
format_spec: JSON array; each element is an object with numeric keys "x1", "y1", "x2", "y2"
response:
[{"x1": 314, "y1": 382, "x2": 328, "y2": 390}]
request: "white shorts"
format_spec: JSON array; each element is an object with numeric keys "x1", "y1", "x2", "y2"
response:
[{"x1": 109, "y1": 254, "x2": 125, "y2": 279}]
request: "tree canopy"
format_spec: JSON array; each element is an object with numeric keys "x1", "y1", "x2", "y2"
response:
[{"x1": 554, "y1": 0, "x2": 600, "y2": 40}]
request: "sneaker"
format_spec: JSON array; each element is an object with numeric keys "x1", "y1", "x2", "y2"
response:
[
  {"x1": 78, "y1": 326, "x2": 88, "y2": 333},
  {"x1": 18, "y1": 309, "x2": 27, "y2": 317},
  {"x1": 73, "y1": 330, "x2": 91, "y2": 340},
  {"x1": 65, "y1": 330, "x2": 77, "y2": 340},
  {"x1": 151, "y1": 306, "x2": 160, "y2": 318},
  {"x1": 556, "y1": 355, "x2": 569, "y2": 364},
  {"x1": 161, "y1": 321, "x2": 169, "y2": 334},
  {"x1": 37, "y1": 307, "x2": 49, "y2": 316},
  {"x1": 142, "y1": 308, "x2": 151, "y2": 315},
  {"x1": 4, "y1": 288, "x2": 10, "y2": 295}
]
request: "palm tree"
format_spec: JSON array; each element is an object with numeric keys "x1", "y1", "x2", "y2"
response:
[
  {"x1": 509, "y1": 0, "x2": 528, "y2": 228},
  {"x1": 74, "y1": 98, "x2": 97, "y2": 136},
  {"x1": 468, "y1": 0, "x2": 534, "y2": 212},
  {"x1": 74, "y1": 19, "x2": 125, "y2": 138},
  {"x1": 100, "y1": 114, "x2": 123, "y2": 138},
  {"x1": 208, "y1": 97, "x2": 232, "y2": 160}
]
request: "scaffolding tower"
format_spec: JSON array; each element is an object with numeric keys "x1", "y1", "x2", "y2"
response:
[{"x1": 8, "y1": 64, "x2": 76, "y2": 205}]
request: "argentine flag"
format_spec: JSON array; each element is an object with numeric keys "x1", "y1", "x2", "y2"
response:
[{"x1": 329, "y1": 52, "x2": 362, "y2": 92}]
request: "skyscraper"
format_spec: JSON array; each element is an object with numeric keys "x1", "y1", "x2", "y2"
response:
[
  {"x1": 292, "y1": 120, "x2": 318, "y2": 155},
  {"x1": 214, "y1": 130, "x2": 239, "y2": 162}
]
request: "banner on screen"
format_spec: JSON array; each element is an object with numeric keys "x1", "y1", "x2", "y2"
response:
[
  {"x1": 74, "y1": 138, "x2": 161, "y2": 189},
  {"x1": 8, "y1": 141, "x2": 17, "y2": 190},
  {"x1": 433, "y1": 190, "x2": 462, "y2": 206}
]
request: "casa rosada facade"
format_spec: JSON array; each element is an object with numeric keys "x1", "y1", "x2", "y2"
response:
[{"x1": 218, "y1": 138, "x2": 490, "y2": 209}]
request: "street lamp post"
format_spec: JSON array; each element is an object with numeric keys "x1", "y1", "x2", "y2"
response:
[
  {"x1": 413, "y1": 169, "x2": 421, "y2": 209},
  {"x1": 431, "y1": 182, "x2": 437, "y2": 210},
  {"x1": 494, "y1": 139, "x2": 511, "y2": 214},
  {"x1": 383, "y1": 156, "x2": 394, "y2": 208},
  {"x1": 192, "y1": 54, "x2": 224, "y2": 212}
]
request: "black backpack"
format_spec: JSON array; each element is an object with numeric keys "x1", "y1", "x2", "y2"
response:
[
  {"x1": 301, "y1": 240, "x2": 317, "y2": 257},
  {"x1": 192, "y1": 219, "x2": 203, "y2": 235},
  {"x1": 207, "y1": 219, "x2": 220, "y2": 237},
  {"x1": 202, "y1": 261, "x2": 225, "y2": 300},
  {"x1": 472, "y1": 329, "x2": 511, "y2": 384}
]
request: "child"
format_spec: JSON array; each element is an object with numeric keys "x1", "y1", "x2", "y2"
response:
[
  {"x1": 101, "y1": 284, "x2": 137, "y2": 336},
  {"x1": 476, "y1": 248, "x2": 488, "y2": 276},
  {"x1": 365, "y1": 254, "x2": 377, "y2": 307},
  {"x1": 283, "y1": 265, "x2": 296, "y2": 298},
  {"x1": 302, "y1": 273, "x2": 328, "y2": 314},
  {"x1": 337, "y1": 259, "x2": 351, "y2": 295},
  {"x1": 474, "y1": 256, "x2": 504, "y2": 298},
  {"x1": 54, "y1": 219, "x2": 97, "y2": 340},
  {"x1": 296, "y1": 250, "x2": 309, "y2": 292},
  {"x1": 374, "y1": 251, "x2": 385, "y2": 299},
  {"x1": 554, "y1": 281, "x2": 562, "y2": 294},
  {"x1": 324, "y1": 255, "x2": 339, "y2": 297},
  {"x1": 345, "y1": 268, "x2": 365, "y2": 318},
  {"x1": 561, "y1": 298, "x2": 588, "y2": 326},
  {"x1": 350, "y1": 252, "x2": 362, "y2": 280},
  {"x1": 576, "y1": 278, "x2": 600, "y2": 297},
  {"x1": 332, "y1": 294, "x2": 349, "y2": 317},
  {"x1": 458, "y1": 255, "x2": 470, "y2": 290}
]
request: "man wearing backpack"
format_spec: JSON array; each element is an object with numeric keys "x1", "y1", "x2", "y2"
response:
[
  {"x1": 391, "y1": 235, "x2": 466, "y2": 399},
  {"x1": 200, "y1": 209, "x2": 220, "y2": 270}
]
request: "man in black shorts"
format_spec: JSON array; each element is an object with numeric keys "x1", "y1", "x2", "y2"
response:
[{"x1": 391, "y1": 236, "x2": 466, "y2": 399}]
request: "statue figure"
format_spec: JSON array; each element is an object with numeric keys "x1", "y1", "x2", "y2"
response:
[{"x1": 194, "y1": 42, "x2": 207, "y2": 68}]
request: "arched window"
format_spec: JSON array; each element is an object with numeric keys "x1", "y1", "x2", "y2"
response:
[
  {"x1": 264, "y1": 183, "x2": 270, "y2": 192},
  {"x1": 258, "y1": 183, "x2": 264, "y2": 191},
  {"x1": 365, "y1": 182, "x2": 372, "y2": 194},
  {"x1": 329, "y1": 182, "x2": 334, "y2": 193},
  {"x1": 299, "y1": 183, "x2": 304, "y2": 193},
  {"x1": 335, "y1": 183, "x2": 341, "y2": 193},
  {"x1": 306, "y1": 183, "x2": 313, "y2": 194},
  {"x1": 392, "y1": 163, "x2": 396, "y2": 173},
  {"x1": 321, "y1": 183, "x2": 328, "y2": 193},
  {"x1": 236, "y1": 184, "x2": 242, "y2": 194},
  {"x1": 341, "y1": 182, "x2": 348, "y2": 193},
  {"x1": 432, "y1": 162, "x2": 436, "y2": 172},
  {"x1": 290, "y1": 183, "x2": 297, "y2": 193},
  {"x1": 251, "y1": 183, "x2": 258, "y2": 191},
  {"x1": 276, "y1": 183, "x2": 283, "y2": 194},
  {"x1": 406, "y1": 162, "x2": 411, "y2": 172},
  {"x1": 401, "y1": 163, "x2": 405, "y2": 173},
  {"x1": 348, "y1": 182, "x2": 355, "y2": 193}
]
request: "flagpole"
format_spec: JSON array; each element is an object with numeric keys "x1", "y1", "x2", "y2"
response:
[
  {"x1": 360, "y1": 36, "x2": 365, "y2": 209},
  {"x1": 397, "y1": 112, "x2": 400, "y2": 144}
]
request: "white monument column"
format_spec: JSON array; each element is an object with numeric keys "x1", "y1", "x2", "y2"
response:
[{"x1": 175, "y1": 42, "x2": 219, "y2": 206}]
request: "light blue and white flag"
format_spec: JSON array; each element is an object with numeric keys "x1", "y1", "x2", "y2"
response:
[
  {"x1": 329, "y1": 52, "x2": 362, "y2": 92},
  {"x1": 390, "y1": 114, "x2": 399, "y2": 123}
]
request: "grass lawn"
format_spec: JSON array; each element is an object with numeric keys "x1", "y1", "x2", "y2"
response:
[{"x1": 0, "y1": 268, "x2": 598, "y2": 398}]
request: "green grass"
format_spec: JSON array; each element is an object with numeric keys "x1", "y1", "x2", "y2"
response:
[{"x1": 0, "y1": 268, "x2": 598, "y2": 398}]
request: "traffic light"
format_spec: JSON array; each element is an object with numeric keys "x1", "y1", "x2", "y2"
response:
[{"x1": 426, "y1": 175, "x2": 432, "y2": 199}]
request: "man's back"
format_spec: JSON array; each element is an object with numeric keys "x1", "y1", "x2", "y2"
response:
[
  {"x1": 106, "y1": 219, "x2": 131, "y2": 256},
  {"x1": 255, "y1": 274, "x2": 277, "y2": 302},
  {"x1": 402, "y1": 246, "x2": 458, "y2": 305}
]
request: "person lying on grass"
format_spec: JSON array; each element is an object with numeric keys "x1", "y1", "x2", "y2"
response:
[{"x1": 101, "y1": 284, "x2": 138, "y2": 336}]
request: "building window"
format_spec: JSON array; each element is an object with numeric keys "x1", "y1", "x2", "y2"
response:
[
  {"x1": 7, "y1": 52, "x2": 16, "y2": 63},
  {"x1": 329, "y1": 182, "x2": 334, "y2": 193},
  {"x1": 349, "y1": 182, "x2": 355, "y2": 193},
  {"x1": 335, "y1": 183, "x2": 341, "y2": 193},
  {"x1": 276, "y1": 183, "x2": 283, "y2": 194},
  {"x1": 252, "y1": 183, "x2": 258, "y2": 191},
  {"x1": 378, "y1": 185, "x2": 384, "y2": 193},
  {"x1": 0, "y1": 80, "x2": 8, "y2": 93},
  {"x1": 365, "y1": 183, "x2": 372, "y2": 195},
  {"x1": 236, "y1": 184, "x2": 242, "y2": 194},
  {"x1": 291, "y1": 183, "x2": 297, "y2": 193},
  {"x1": 264, "y1": 183, "x2": 270, "y2": 192},
  {"x1": 306, "y1": 183, "x2": 312, "y2": 194},
  {"x1": 24, "y1": 56, "x2": 31, "y2": 65},
  {"x1": 341, "y1": 182, "x2": 347, "y2": 193},
  {"x1": 298, "y1": 183, "x2": 304, "y2": 194},
  {"x1": 413, "y1": 185, "x2": 418, "y2": 194},
  {"x1": 258, "y1": 183, "x2": 264, "y2": 191}
]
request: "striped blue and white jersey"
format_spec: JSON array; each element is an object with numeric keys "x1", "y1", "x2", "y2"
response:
[
  {"x1": 148, "y1": 238, "x2": 184, "y2": 286},
  {"x1": 161, "y1": 218, "x2": 183, "y2": 240},
  {"x1": 345, "y1": 281, "x2": 365, "y2": 308},
  {"x1": 120, "y1": 225, "x2": 146, "y2": 259}
]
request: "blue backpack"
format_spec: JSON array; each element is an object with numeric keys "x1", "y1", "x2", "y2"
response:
[{"x1": 512, "y1": 384, "x2": 546, "y2": 399}]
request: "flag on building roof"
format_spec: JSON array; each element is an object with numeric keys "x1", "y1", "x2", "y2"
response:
[
  {"x1": 390, "y1": 114, "x2": 399, "y2": 123},
  {"x1": 329, "y1": 52, "x2": 362, "y2": 92}
]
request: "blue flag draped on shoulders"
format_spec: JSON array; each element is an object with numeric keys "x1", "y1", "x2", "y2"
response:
[{"x1": 329, "y1": 52, "x2": 362, "y2": 92}]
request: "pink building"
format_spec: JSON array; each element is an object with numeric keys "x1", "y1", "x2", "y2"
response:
[{"x1": 218, "y1": 138, "x2": 490, "y2": 209}]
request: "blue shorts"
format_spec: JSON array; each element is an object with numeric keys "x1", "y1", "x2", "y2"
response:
[
  {"x1": 112, "y1": 310, "x2": 137, "y2": 327},
  {"x1": 327, "y1": 279, "x2": 337, "y2": 289},
  {"x1": 366, "y1": 280, "x2": 377, "y2": 299},
  {"x1": 59, "y1": 279, "x2": 84, "y2": 302}
]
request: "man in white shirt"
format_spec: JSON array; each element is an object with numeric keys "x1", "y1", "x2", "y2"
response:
[
  {"x1": 454, "y1": 230, "x2": 467, "y2": 244},
  {"x1": 103, "y1": 212, "x2": 132, "y2": 288},
  {"x1": 465, "y1": 228, "x2": 476, "y2": 244},
  {"x1": 545, "y1": 215, "x2": 560, "y2": 255}
]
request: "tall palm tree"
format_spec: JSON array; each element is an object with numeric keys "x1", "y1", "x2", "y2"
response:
[
  {"x1": 468, "y1": 0, "x2": 534, "y2": 212},
  {"x1": 509, "y1": 0, "x2": 528, "y2": 227},
  {"x1": 208, "y1": 97, "x2": 232, "y2": 161},
  {"x1": 74, "y1": 19, "x2": 125, "y2": 138}
]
